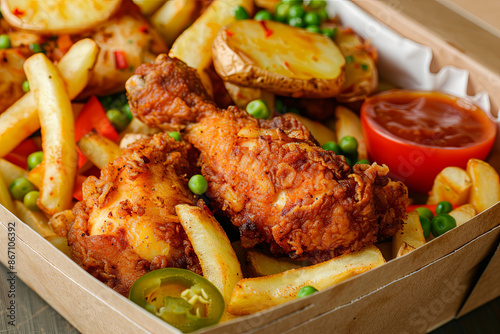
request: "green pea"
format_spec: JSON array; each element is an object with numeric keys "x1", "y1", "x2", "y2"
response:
[
  {"x1": 27, "y1": 151, "x2": 43, "y2": 170},
  {"x1": 308, "y1": 0, "x2": 327, "y2": 9},
  {"x1": 321, "y1": 141, "x2": 342, "y2": 155},
  {"x1": 356, "y1": 159, "x2": 370, "y2": 165},
  {"x1": 246, "y1": 99, "x2": 271, "y2": 119},
  {"x1": 297, "y1": 286, "x2": 318, "y2": 298},
  {"x1": 106, "y1": 109, "x2": 130, "y2": 132},
  {"x1": 282, "y1": 0, "x2": 302, "y2": 5},
  {"x1": 121, "y1": 103, "x2": 133, "y2": 121},
  {"x1": 188, "y1": 174, "x2": 208, "y2": 195},
  {"x1": 168, "y1": 131, "x2": 181, "y2": 142},
  {"x1": 23, "y1": 190, "x2": 40, "y2": 211},
  {"x1": 234, "y1": 6, "x2": 250, "y2": 20},
  {"x1": 29, "y1": 43, "x2": 45, "y2": 54},
  {"x1": 254, "y1": 10, "x2": 273, "y2": 21},
  {"x1": 415, "y1": 207, "x2": 433, "y2": 221},
  {"x1": 0, "y1": 34, "x2": 11, "y2": 49},
  {"x1": 344, "y1": 155, "x2": 353, "y2": 167},
  {"x1": 287, "y1": 107, "x2": 301, "y2": 115},
  {"x1": 288, "y1": 17, "x2": 305, "y2": 28},
  {"x1": 275, "y1": 3, "x2": 290, "y2": 22},
  {"x1": 436, "y1": 201, "x2": 452, "y2": 215},
  {"x1": 274, "y1": 99, "x2": 285, "y2": 114},
  {"x1": 339, "y1": 136, "x2": 358, "y2": 154},
  {"x1": 431, "y1": 214, "x2": 456, "y2": 237},
  {"x1": 305, "y1": 25, "x2": 321, "y2": 34},
  {"x1": 419, "y1": 215, "x2": 431, "y2": 238},
  {"x1": 22, "y1": 80, "x2": 30, "y2": 93},
  {"x1": 316, "y1": 7, "x2": 329, "y2": 21},
  {"x1": 288, "y1": 5, "x2": 305, "y2": 19},
  {"x1": 304, "y1": 12, "x2": 321, "y2": 26},
  {"x1": 10, "y1": 177, "x2": 36, "y2": 201},
  {"x1": 322, "y1": 27, "x2": 338, "y2": 39},
  {"x1": 346, "y1": 151, "x2": 358, "y2": 166}
]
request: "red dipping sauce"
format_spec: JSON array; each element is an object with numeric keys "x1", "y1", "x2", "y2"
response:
[{"x1": 361, "y1": 90, "x2": 497, "y2": 193}]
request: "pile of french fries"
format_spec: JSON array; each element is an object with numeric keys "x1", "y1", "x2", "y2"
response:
[{"x1": 0, "y1": 0, "x2": 500, "y2": 325}]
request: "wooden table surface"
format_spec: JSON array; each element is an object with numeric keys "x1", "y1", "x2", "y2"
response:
[{"x1": 1, "y1": 1, "x2": 500, "y2": 333}]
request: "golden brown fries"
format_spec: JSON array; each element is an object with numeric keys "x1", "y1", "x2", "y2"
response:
[
  {"x1": 0, "y1": 159, "x2": 26, "y2": 185},
  {"x1": 247, "y1": 250, "x2": 302, "y2": 277},
  {"x1": 427, "y1": 166, "x2": 472, "y2": 206},
  {"x1": 48, "y1": 210, "x2": 75, "y2": 238},
  {"x1": 228, "y1": 245, "x2": 385, "y2": 315},
  {"x1": 24, "y1": 54, "x2": 77, "y2": 216},
  {"x1": 77, "y1": 131, "x2": 122, "y2": 170},
  {"x1": 0, "y1": 172, "x2": 15, "y2": 214},
  {"x1": 45, "y1": 235, "x2": 72, "y2": 257},
  {"x1": 288, "y1": 113, "x2": 337, "y2": 146},
  {"x1": 14, "y1": 201, "x2": 55, "y2": 238},
  {"x1": 152, "y1": 0, "x2": 198, "y2": 46},
  {"x1": 0, "y1": 39, "x2": 99, "y2": 158},
  {"x1": 175, "y1": 204, "x2": 243, "y2": 318},
  {"x1": 133, "y1": 0, "x2": 166, "y2": 16},
  {"x1": 449, "y1": 204, "x2": 476, "y2": 226},
  {"x1": 396, "y1": 242, "x2": 416, "y2": 257},
  {"x1": 467, "y1": 159, "x2": 500, "y2": 213},
  {"x1": 392, "y1": 211, "x2": 425, "y2": 258},
  {"x1": 334, "y1": 106, "x2": 368, "y2": 160}
]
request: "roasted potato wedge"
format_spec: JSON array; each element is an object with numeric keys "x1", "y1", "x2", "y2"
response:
[
  {"x1": 427, "y1": 166, "x2": 472, "y2": 206},
  {"x1": 24, "y1": 54, "x2": 77, "y2": 215},
  {"x1": 176, "y1": 204, "x2": 243, "y2": 319},
  {"x1": 170, "y1": 0, "x2": 253, "y2": 94},
  {"x1": 224, "y1": 82, "x2": 275, "y2": 110},
  {"x1": 0, "y1": 39, "x2": 99, "y2": 158},
  {"x1": 247, "y1": 250, "x2": 303, "y2": 277},
  {"x1": 287, "y1": 113, "x2": 337, "y2": 146},
  {"x1": 152, "y1": 0, "x2": 198, "y2": 47},
  {"x1": 449, "y1": 204, "x2": 476, "y2": 226},
  {"x1": 334, "y1": 106, "x2": 367, "y2": 160},
  {"x1": 333, "y1": 27, "x2": 378, "y2": 103},
  {"x1": 392, "y1": 211, "x2": 425, "y2": 258},
  {"x1": 14, "y1": 200, "x2": 55, "y2": 238},
  {"x1": 78, "y1": 131, "x2": 122, "y2": 170},
  {"x1": 396, "y1": 242, "x2": 416, "y2": 257},
  {"x1": 0, "y1": 0, "x2": 122, "y2": 34},
  {"x1": 467, "y1": 159, "x2": 500, "y2": 213},
  {"x1": 213, "y1": 20, "x2": 345, "y2": 98},
  {"x1": 228, "y1": 245, "x2": 385, "y2": 315}
]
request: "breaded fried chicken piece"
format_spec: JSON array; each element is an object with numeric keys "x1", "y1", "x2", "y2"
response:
[
  {"x1": 126, "y1": 55, "x2": 410, "y2": 263},
  {"x1": 68, "y1": 133, "x2": 201, "y2": 296}
]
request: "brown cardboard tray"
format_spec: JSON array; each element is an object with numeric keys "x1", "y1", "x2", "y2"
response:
[{"x1": 1, "y1": 0, "x2": 500, "y2": 333}]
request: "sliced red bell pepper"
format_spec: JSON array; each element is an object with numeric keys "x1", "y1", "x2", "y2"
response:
[
  {"x1": 75, "y1": 96, "x2": 119, "y2": 168},
  {"x1": 5, "y1": 139, "x2": 39, "y2": 169},
  {"x1": 114, "y1": 51, "x2": 128, "y2": 70}
]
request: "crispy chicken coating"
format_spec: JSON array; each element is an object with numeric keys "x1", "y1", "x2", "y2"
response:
[
  {"x1": 68, "y1": 134, "x2": 201, "y2": 296},
  {"x1": 126, "y1": 55, "x2": 410, "y2": 263}
]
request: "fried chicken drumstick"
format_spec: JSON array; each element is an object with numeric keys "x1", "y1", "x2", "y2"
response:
[
  {"x1": 126, "y1": 55, "x2": 410, "y2": 263},
  {"x1": 68, "y1": 134, "x2": 202, "y2": 295}
]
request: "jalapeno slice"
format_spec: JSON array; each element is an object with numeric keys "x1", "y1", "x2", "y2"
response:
[{"x1": 129, "y1": 268, "x2": 224, "y2": 333}]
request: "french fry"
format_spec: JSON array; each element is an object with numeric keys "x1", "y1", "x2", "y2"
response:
[
  {"x1": 396, "y1": 242, "x2": 416, "y2": 257},
  {"x1": 467, "y1": 159, "x2": 500, "y2": 213},
  {"x1": 0, "y1": 159, "x2": 26, "y2": 186},
  {"x1": 169, "y1": 0, "x2": 253, "y2": 94},
  {"x1": 14, "y1": 200, "x2": 55, "y2": 238},
  {"x1": 0, "y1": 39, "x2": 99, "y2": 158},
  {"x1": 48, "y1": 210, "x2": 75, "y2": 238},
  {"x1": 334, "y1": 106, "x2": 367, "y2": 160},
  {"x1": 392, "y1": 211, "x2": 426, "y2": 258},
  {"x1": 78, "y1": 131, "x2": 121, "y2": 170},
  {"x1": 176, "y1": 204, "x2": 243, "y2": 320},
  {"x1": 24, "y1": 54, "x2": 77, "y2": 216},
  {"x1": 449, "y1": 204, "x2": 476, "y2": 226},
  {"x1": 228, "y1": 245, "x2": 385, "y2": 315},
  {"x1": 45, "y1": 235, "x2": 72, "y2": 257},
  {"x1": 0, "y1": 172, "x2": 15, "y2": 214},
  {"x1": 254, "y1": 0, "x2": 280, "y2": 12},
  {"x1": 427, "y1": 166, "x2": 472, "y2": 206},
  {"x1": 288, "y1": 113, "x2": 337, "y2": 146},
  {"x1": 247, "y1": 250, "x2": 302, "y2": 277},
  {"x1": 152, "y1": 0, "x2": 198, "y2": 47},
  {"x1": 376, "y1": 241, "x2": 393, "y2": 262},
  {"x1": 133, "y1": 0, "x2": 166, "y2": 16}
]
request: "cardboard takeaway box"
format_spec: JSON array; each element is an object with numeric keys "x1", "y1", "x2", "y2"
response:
[{"x1": 1, "y1": 0, "x2": 500, "y2": 333}]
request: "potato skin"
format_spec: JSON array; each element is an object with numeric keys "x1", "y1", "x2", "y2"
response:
[{"x1": 213, "y1": 21, "x2": 345, "y2": 99}]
